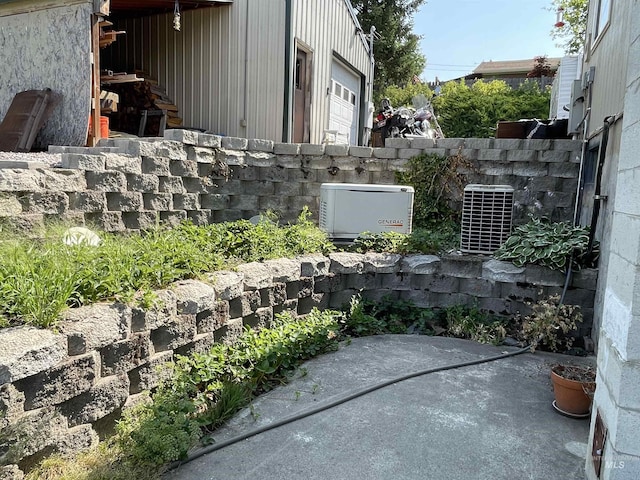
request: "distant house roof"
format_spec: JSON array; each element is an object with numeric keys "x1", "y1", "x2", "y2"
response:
[{"x1": 473, "y1": 58, "x2": 562, "y2": 76}]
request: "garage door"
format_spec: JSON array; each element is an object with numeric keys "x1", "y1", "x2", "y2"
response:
[{"x1": 329, "y1": 60, "x2": 360, "y2": 145}]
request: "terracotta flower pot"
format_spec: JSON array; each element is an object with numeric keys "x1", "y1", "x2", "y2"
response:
[{"x1": 550, "y1": 365, "x2": 595, "y2": 416}]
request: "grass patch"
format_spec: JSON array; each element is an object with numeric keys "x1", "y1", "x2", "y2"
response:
[{"x1": 0, "y1": 208, "x2": 333, "y2": 329}]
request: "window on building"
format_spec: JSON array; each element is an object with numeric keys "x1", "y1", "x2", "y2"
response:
[{"x1": 594, "y1": 0, "x2": 611, "y2": 40}]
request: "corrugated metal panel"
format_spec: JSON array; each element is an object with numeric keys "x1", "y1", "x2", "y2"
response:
[
  {"x1": 101, "y1": 1, "x2": 285, "y2": 140},
  {"x1": 291, "y1": 0, "x2": 370, "y2": 144},
  {"x1": 101, "y1": 0, "x2": 369, "y2": 142}
]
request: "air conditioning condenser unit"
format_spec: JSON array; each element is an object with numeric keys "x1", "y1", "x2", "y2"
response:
[
  {"x1": 460, "y1": 184, "x2": 514, "y2": 254},
  {"x1": 319, "y1": 183, "x2": 414, "y2": 240}
]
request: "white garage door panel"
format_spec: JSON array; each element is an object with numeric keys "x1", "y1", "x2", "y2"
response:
[{"x1": 329, "y1": 60, "x2": 360, "y2": 145}]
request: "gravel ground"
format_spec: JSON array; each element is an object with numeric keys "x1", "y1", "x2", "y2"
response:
[{"x1": 0, "y1": 151, "x2": 62, "y2": 168}]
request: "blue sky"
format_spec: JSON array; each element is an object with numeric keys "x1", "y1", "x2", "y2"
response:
[{"x1": 414, "y1": 0, "x2": 566, "y2": 82}]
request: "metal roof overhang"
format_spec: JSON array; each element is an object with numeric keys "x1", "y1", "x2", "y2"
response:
[{"x1": 109, "y1": 0, "x2": 232, "y2": 18}]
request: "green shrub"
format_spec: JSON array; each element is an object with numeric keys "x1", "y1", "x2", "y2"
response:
[
  {"x1": 343, "y1": 295, "x2": 442, "y2": 337},
  {"x1": 348, "y1": 226, "x2": 458, "y2": 255},
  {"x1": 432, "y1": 79, "x2": 551, "y2": 138},
  {"x1": 377, "y1": 83, "x2": 433, "y2": 109},
  {"x1": 395, "y1": 151, "x2": 470, "y2": 230},
  {"x1": 342, "y1": 295, "x2": 511, "y2": 344},
  {"x1": 349, "y1": 232, "x2": 408, "y2": 254},
  {"x1": 344, "y1": 294, "x2": 388, "y2": 336}
]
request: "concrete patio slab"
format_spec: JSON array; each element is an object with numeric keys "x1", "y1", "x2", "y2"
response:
[{"x1": 168, "y1": 335, "x2": 594, "y2": 480}]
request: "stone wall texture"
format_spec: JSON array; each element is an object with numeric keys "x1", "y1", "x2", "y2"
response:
[
  {"x1": 0, "y1": 3, "x2": 92, "y2": 148},
  {"x1": 0, "y1": 253, "x2": 597, "y2": 474},
  {"x1": 0, "y1": 131, "x2": 581, "y2": 232}
]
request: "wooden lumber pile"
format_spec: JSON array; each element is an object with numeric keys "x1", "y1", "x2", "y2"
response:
[
  {"x1": 98, "y1": 20, "x2": 125, "y2": 49},
  {"x1": 106, "y1": 77, "x2": 183, "y2": 136},
  {"x1": 146, "y1": 79, "x2": 183, "y2": 128}
]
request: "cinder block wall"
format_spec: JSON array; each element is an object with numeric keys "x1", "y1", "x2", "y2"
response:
[
  {"x1": 586, "y1": 6, "x2": 640, "y2": 478},
  {"x1": 0, "y1": 131, "x2": 581, "y2": 232},
  {"x1": 0, "y1": 253, "x2": 597, "y2": 474}
]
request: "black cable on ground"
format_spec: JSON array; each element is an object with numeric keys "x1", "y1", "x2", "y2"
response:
[{"x1": 170, "y1": 343, "x2": 534, "y2": 470}]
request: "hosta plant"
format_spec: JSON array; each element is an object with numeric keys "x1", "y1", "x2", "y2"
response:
[{"x1": 494, "y1": 217, "x2": 593, "y2": 271}]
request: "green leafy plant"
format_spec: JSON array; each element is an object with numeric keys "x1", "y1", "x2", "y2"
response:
[
  {"x1": 395, "y1": 150, "x2": 471, "y2": 230},
  {"x1": 519, "y1": 294, "x2": 583, "y2": 352},
  {"x1": 378, "y1": 82, "x2": 433, "y2": 109},
  {"x1": 349, "y1": 231, "x2": 408, "y2": 254},
  {"x1": 494, "y1": 217, "x2": 595, "y2": 271},
  {"x1": 115, "y1": 308, "x2": 341, "y2": 467},
  {"x1": 402, "y1": 224, "x2": 459, "y2": 254},
  {"x1": 550, "y1": 0, "x2": 588, "y2": 54},
  {"x1": 344, "y1": 294, "x2": 388, "y2": 336},
  {"x1": 432, "y1": 79, "x2": 551, "y2": 138},
  {"x1": 0, "y1": 210, "x2": 333, "y2": 329},
  {"x1": 348, "y1": 224, "x2": 458, "y2": 256}
]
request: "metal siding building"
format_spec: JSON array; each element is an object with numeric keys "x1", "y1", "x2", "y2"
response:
[
  {"x1": 105, "y1": 2, "x2": 286, "y2": 140},
  {"x1": 574, "y1": 0, "x2": 632, "y2": 344},
  {"x1": 582, "y1": 0, "x2": 631, "y2": 138},
  {"x1": 104, "y1": 0, "x2": 370, "y2": 144},
  {"x1": 291, "y1": 0, "x2": 371, "y2": 144}
]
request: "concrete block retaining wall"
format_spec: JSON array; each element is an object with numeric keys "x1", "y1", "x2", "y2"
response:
[
  {"x1": 0, "y1": 253, "x2": 597, "y2": 474},
  {"x1": 0, "y1": 132, "x2": 581, "y2": 232}
]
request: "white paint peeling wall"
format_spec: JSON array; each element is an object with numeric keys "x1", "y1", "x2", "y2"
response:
[{"x1": 0, "y1": 2, "x2": 93, "y2": 147}]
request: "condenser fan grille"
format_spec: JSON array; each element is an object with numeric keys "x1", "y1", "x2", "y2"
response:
[{"x1": 461, "y1": 185, "x2": 514, "y2": 254}]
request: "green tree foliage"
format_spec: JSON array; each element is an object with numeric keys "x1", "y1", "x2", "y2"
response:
[
  {"x1": 432, "y1": 79, "x2": 551, "y2": 138},
  {"x1": 550, "y1": 0, "x2": 588, "y2": 54},
  {"x1": 352, "y1": 0, "x2": 426, "y2": 102},
  {"x1": 378, "y1": 82, "x2": 433, "y2": 108}
]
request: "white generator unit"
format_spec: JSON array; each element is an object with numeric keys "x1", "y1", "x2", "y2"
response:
[
  {"x1": 319, "y1": 183, "x2": 414, "y2": 240},
  {"x1": 460, "y1": 184, "x2": 514, "y2": 254}
]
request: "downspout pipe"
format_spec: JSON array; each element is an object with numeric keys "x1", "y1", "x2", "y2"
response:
[{"x1": 282, "y1": 0, "x2": 293, "y2": 143}]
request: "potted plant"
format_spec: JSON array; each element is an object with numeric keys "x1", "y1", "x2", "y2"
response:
[
  {"x1": 550, "y1": 364, "x2": 596, "y2": 417},
  {"x1": 518, "y1": 294, "x2": 596, "y2": 417}
]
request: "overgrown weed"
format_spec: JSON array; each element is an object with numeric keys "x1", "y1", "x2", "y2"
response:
[{"x1": 0, "y1": 208, "x2": 332, "y2": 329}]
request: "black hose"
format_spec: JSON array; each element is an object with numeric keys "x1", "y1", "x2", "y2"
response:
[
  {"x1": 560, "y1": 250, "x2": 574, "y2": 306},
  {"x1": 170, "y1": 343, "x2": 533, "y2": 470},
  {"x1": 587, "y1": 116, "x2": 614, "y2": 254}
]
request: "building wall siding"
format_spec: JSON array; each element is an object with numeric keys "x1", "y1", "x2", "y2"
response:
[
  {"x1": 581, "y1": 0, "x2": 633, "y2": 344},
  {"x1": 291, "y1": 0, "x2": 371, "y2": 144},
  {"x1": 102, "y1": 0, "x2": 370, "y2": 144},
  {"x1": 586, "y1": 3, "x2": 640, "y2": 479},
  {"x1": 104, "y1": 1, "x2": 286, "y2": 141},
  {"x1": 584, "y1": 0, "x2": 631, "y2": 136}
]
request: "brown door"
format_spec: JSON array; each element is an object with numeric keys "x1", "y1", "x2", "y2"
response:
[{"x1": 293, "y1": 49, "x2": 309, "y2": 143}]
